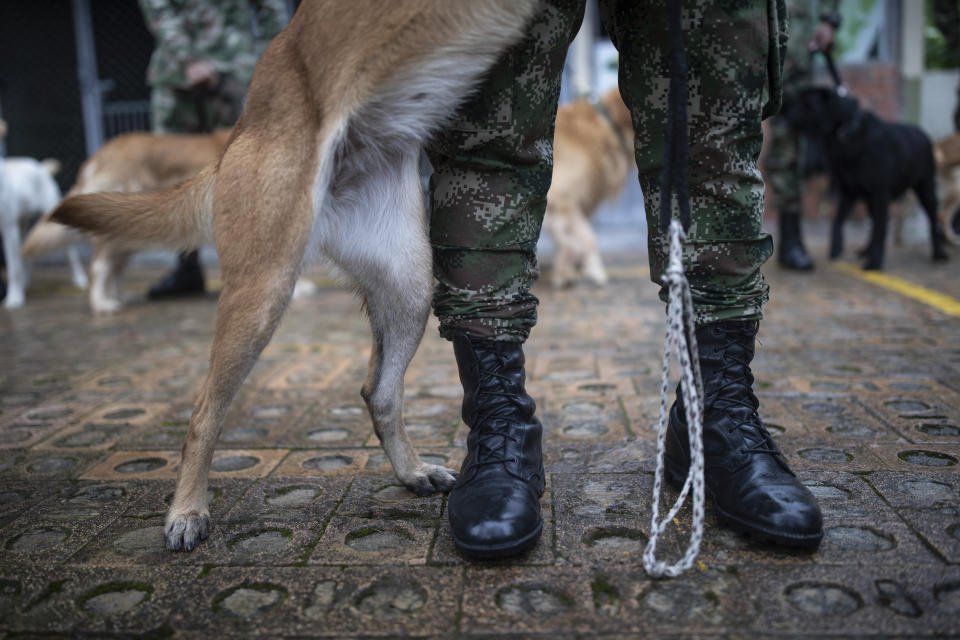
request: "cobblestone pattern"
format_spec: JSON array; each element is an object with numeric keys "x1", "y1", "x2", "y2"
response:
[{"x1": 1, "y1": 239, "x2": 959, "y2": 637}]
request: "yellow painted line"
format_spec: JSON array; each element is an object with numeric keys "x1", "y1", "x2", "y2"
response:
[{"x1": 832, "y1": 262, "x2": 960, "y2": 317}]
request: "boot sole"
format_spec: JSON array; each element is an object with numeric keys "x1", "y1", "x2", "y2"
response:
[
  {"x1": 451, "y1": 521, "x2": 543, "y2": 559},
  {"x1": 664, "y1": 456, "x2": 823, "y2": 549}
]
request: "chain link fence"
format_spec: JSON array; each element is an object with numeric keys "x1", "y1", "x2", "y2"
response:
[{"x1": 0, "y1": 1, "x2": 153, "y2": 193}]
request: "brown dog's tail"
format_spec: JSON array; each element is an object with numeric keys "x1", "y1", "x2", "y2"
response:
[
  {"x1": 50, "y1": 164, "x2": 217, "y2": 250},
  {"x1": 41, "y1": 159, "x2": 61, "y2": 176},
  {"x1": 21, "y1": 218, "x2": 84, "y2": 258}
]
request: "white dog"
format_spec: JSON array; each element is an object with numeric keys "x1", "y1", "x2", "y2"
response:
[{"x1": 0, "y1": 121, "x2": 87, "y2": 308}]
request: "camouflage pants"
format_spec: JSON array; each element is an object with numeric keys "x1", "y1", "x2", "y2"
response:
[
  {"x1": 150, "y1": 77, "x2": 244, "y2": 134},
  {"x1": 428, "y1": 0, "x2": 779, "y2": 341},
  {"x1": 764, "y1": 106, "x2": 805, "y2": 216},
  {"x1": 764, "y1": 1, "x2": 816, "y2": 217}
]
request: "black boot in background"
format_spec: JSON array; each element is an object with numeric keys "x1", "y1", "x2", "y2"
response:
[
  {"x1": 665, "y1": 320, "x2": 823, "y2": 547},
  {"x1": 448, "y1": 333, "x2": 545, "y2": 558},
  {"x1": 778, "y1": 210, "x2": 814, "y2": 271},
  {"x1": 148, "y1": 250, "x2": 205, "y2": 299}
]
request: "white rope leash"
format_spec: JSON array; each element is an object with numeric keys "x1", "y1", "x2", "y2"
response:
[{"x1": 642, "y1": 218, "x2": 706, "y2": 578}]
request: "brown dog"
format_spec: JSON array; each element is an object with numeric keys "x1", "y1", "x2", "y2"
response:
[
  {"x1": 544, "y1": 88, "x2": 634, "y2": 288},
  {"x1": 49, "y1": 0, "x2": 539, "y2": 551},
  {"x1": 23, "y1": 129, "x2": 231, "y2": 312},
  {"x1": 935, "y1": 132, "x2": 960, "y2": 245}
]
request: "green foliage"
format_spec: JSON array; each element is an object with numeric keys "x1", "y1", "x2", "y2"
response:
[{"x1": 927, "y1": 0, "x2": 960, "y2": 69}]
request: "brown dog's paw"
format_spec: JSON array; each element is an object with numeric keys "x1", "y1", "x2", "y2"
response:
[
  {"x1": 404, "y1": 464, "x2": 458, "y2": 497},
  {"x1": 165, "y1": 512, "x2": 210, "y2": 551}
]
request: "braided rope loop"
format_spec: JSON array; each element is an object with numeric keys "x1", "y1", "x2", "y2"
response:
[{"x1": 642, "y1": 219, "x2": 706, "y2": 578}]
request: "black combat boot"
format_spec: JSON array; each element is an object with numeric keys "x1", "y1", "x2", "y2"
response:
[
  {"x1": 148, "y1": 250, "x2": 205, "y2": 299},
  {"x1": 665, "y1": 320, "x2": 823, "y2": 547},
  {"x1": 778, "y1": 211, "x2": 814, "y2": 271},
  {"x1": 448, "y1": 333, "x2": 545, "y2": 558}
]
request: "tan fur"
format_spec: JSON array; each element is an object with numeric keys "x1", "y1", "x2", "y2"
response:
[
  {"x1": 544, "y1": 88, "x2": 635, "y2": 288},
  {"x1": 23, "y1": 129, "x2": 230, "y2": 312},
  {"x1": 935, "y1": 133, "x2": 960, "y2": 246},
  {"x1": 49, "y1": 0, "x2": 539, "y2": 552}
]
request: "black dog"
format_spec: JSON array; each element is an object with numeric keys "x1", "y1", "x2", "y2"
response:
[{"x1": 781, "y1": 87, "x2": 949, "y2": 270}]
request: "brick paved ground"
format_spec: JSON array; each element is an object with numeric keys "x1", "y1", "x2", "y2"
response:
[{"x1": 1, "y1": 225, "x2": 958, "y2": 638}]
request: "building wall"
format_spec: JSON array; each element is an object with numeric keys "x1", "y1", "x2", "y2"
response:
[{"x1": 921, "y1": 70, "x2": 960, "y2": 142}]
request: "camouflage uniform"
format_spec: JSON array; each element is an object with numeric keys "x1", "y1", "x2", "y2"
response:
[
  {"x1": 139, "y1": 0, "x2": 286, "y2": 134},
  {"x1": 764, "y1": 0, "x2": 839, "y2": 224},
  {"x1": 428, "y1": 0, "x2": 787, "y2": 340}
]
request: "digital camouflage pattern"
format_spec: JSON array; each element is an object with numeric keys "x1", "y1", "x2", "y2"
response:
[
  {"x1": 608, "y1": 0, "x2": 778, "y2": 326},
  {"x1": 139, "y1": 0, "x2": 286, "y2": 133},
  {"x1": 765, "y1": 0, "x2": 839, "y2": 219},
  {"x1": 430, "y1": 0, "x2": 789, "y2": 339},
  {"x1": 426, "y1": 0, "x2": 585, "y2": 342}
]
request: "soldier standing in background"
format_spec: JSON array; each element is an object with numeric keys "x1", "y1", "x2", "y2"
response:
[
  {"x1": 139, "y1": 0, "x2": 287, "y2": 299},
  {"x1": 763, "y1": 0, "x2": 840, "y2": 271}
]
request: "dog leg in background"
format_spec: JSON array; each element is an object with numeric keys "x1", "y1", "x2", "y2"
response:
[
  {"x1": 571, "y1": 212, "x2": 608, "y2": 286},
  {"x1": 90, "y1": 239, "x2": 133, "y2": 313},
  {"x1": 913, "y1": 174, "x2": 949, "y2": 262},
  {"x1": 2, "y1": 220, "x2": 26, "y2": 309},
  {"x1": 105, "y1": 250, "x2": 134, "y2": 308},
  {"x1": 863, "y1": 193, "x2": 891, "y2": 270},
  {"x1": 324, "y1": 145, "x2": 457, "y2": 494},
  {"x1": 89, "y1": 242, "x2": 133, "y2": 313},
  {"x1": 829, "y1": 194, "x2": 855, "y2": 260},
  {"x1": 543, "y1": 210, "x2": 577, "y2": 288},
  {"x1": 66, "y1": 246, "x2": 89, "y2": 289}
]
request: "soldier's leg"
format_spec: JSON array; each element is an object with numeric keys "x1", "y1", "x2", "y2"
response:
[
  {"x1": 601, "y1": 0, "x2": 822, "y2": 547},
  {"x1": 768, "y1": 0, "x2": 818, "y2": 271},
  {"x1": 766, "y1": 115, "x2": 813, "y2": 269},
  {"x1": 426, "y1": 0, "x2": 584, "y2": 558}
]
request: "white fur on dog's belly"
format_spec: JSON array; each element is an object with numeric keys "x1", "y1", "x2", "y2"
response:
[{"x1": 305, "y1": 4, "x2": 531, "y2": 266}]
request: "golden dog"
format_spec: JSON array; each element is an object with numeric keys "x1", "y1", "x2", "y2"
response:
[
  {"x1": 544, "y1": 88, "x2": 634, "y2": 288},
  {"x1": 23, "y1": 129, "x2": 231, "y2": 312},
  {"x1": 50, "y1": 0, "x2": 539, "y2": 551},
  {"x1": 935, "y1": 132, "x2": 960, "y2": 245}
]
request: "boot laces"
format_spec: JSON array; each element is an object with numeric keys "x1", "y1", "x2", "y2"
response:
[
  {"x1": 709, "y1": 332, "x2": 779, "y2": 457},
  {"x1": 472, "y1": 354, "x2": 523, "y2": 467}
]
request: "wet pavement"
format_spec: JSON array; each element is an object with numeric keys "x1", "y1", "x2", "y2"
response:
[{"x1": 1, "y1": 226, "x2": 959, "y2": 638}]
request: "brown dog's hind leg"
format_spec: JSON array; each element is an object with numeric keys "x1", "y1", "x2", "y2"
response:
[{"x1": 164, "y1": 129, "x2": 319, "y2": 551}]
